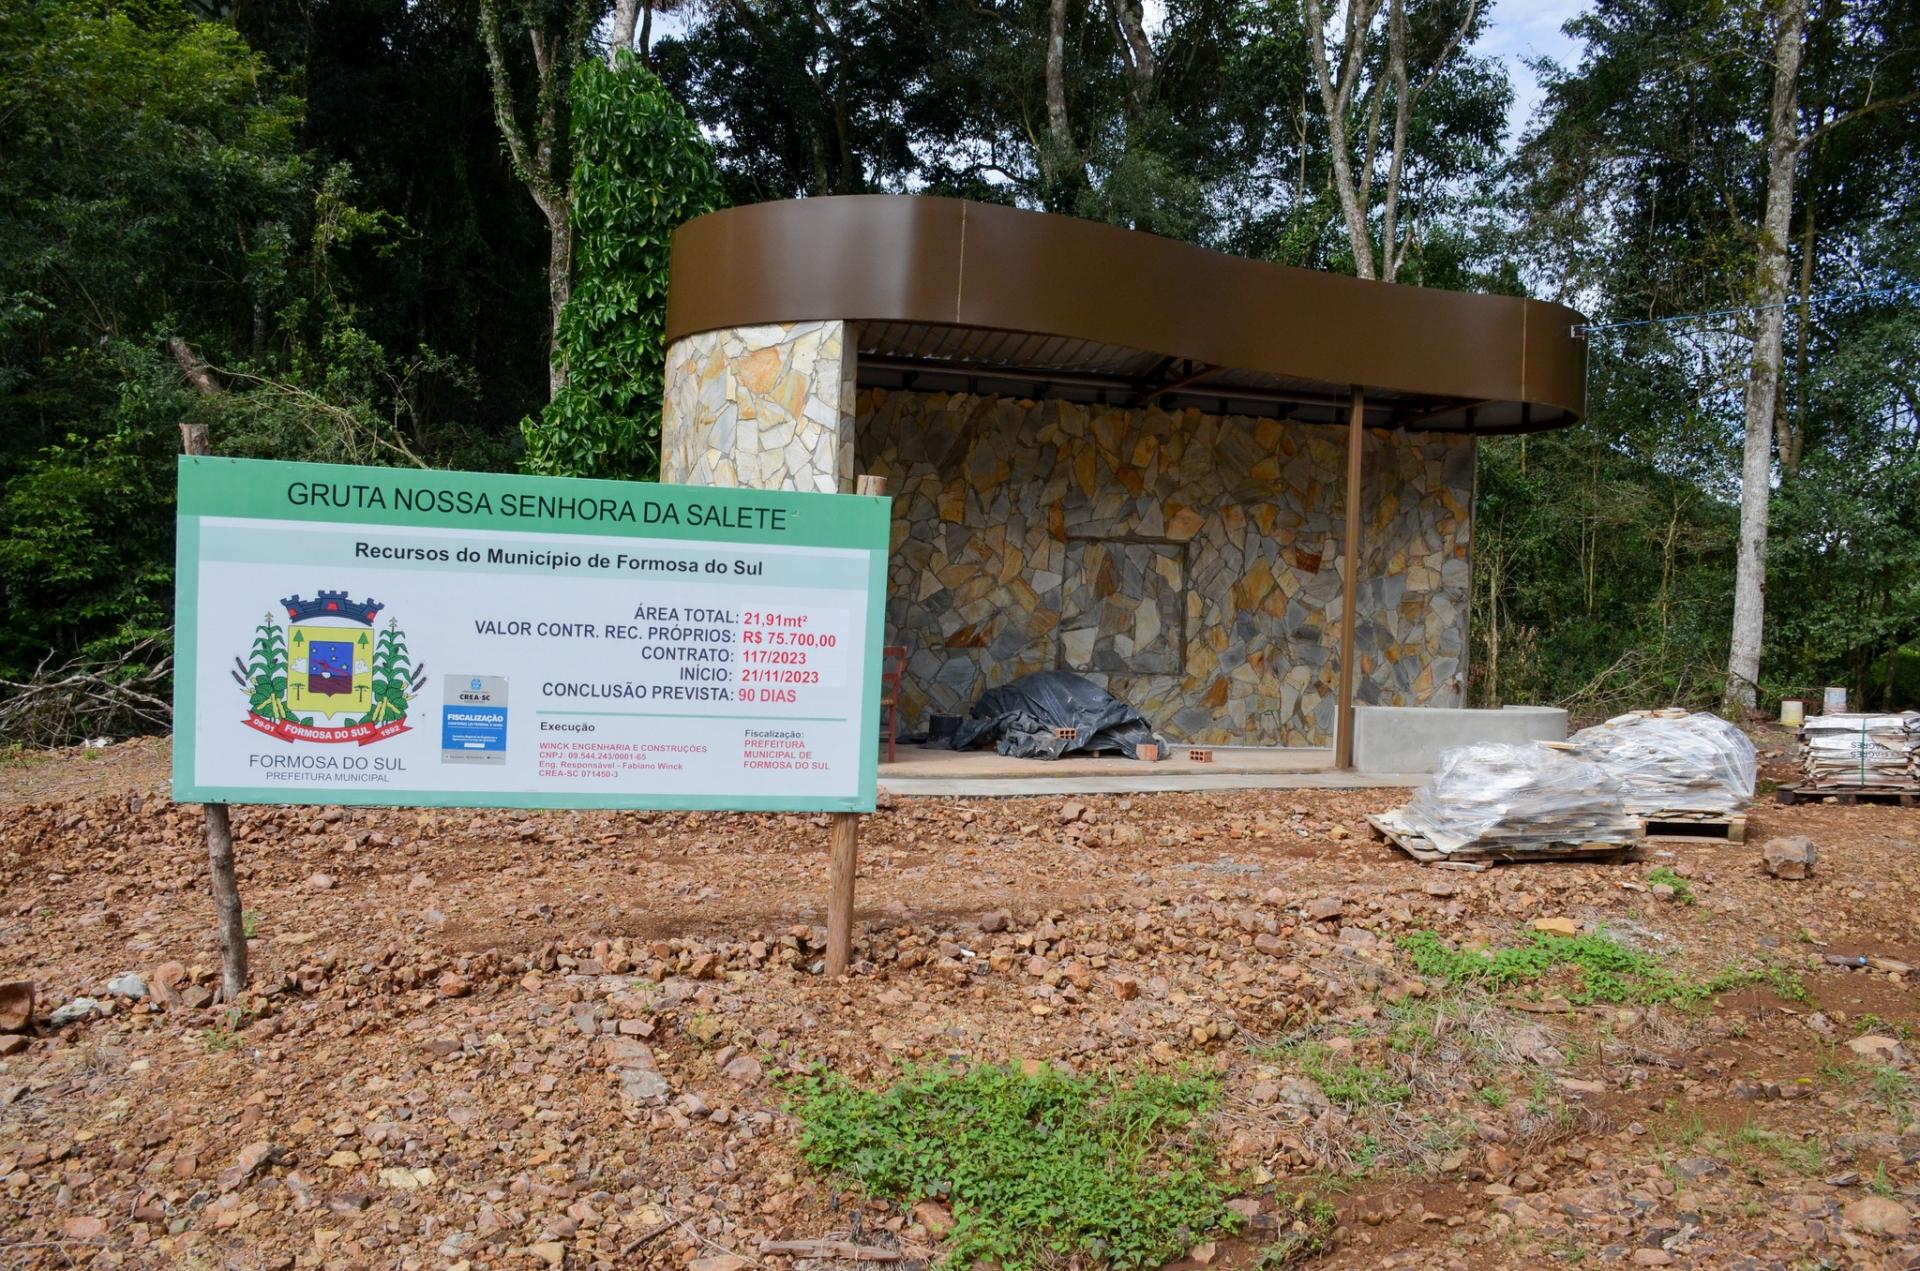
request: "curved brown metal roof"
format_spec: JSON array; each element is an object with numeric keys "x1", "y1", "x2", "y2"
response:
[{"x1": 666, "y1": 195, "x2": 1585, "y2": 433}]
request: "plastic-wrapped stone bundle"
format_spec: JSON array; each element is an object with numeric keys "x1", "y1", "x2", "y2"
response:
[
  {"x1": 1568, "y1": 710, "x2": 1757, "y2": 814},
  {"x1": 1399, "y1": 742, "x2": 1642, "y2": 855},
  {"x1": 1801, "y1": 712, "x2": 1920, "y2": 790}
]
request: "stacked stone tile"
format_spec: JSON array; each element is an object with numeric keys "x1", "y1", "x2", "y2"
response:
[
  {"x1": 1399, "y1": 743, "x2": 1643, "y2": 855},
  {"x1": 1568, "y1": 710, "x2": 1757, "y2": 814},
  {"x1": 1800, "y1": 713, "x2": 1920, "y2": 790}
]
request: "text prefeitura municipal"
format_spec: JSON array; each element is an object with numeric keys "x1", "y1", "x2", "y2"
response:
[{"x1": 287, "y1": 480, "x2": 790, "y2": 531}]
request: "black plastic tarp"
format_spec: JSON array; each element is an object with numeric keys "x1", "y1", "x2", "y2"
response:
[{"x1": 945, "y1": 671, "x2": 1158, "y2": 759}]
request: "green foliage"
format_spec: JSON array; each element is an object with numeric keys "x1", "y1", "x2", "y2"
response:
[
  {"x1": 784, "y1": 1062, "x2": 1239, "y2": 1270},
  {"x1": 1397, "y1": 928, "x2": 1759, "y2": 1007},
  {"x1": 655, "y1": 0, "x2": 1512, "y2": 257},
  {"x1": 0, "y1": 386, "x2": 179, "y2": 673},
  {"x1": 1256, "y1": 1194, "x2": 1338, "y2": 1267},
  {"x1": 0, "y1": 0, "x2": 305, "y2": 412},
  {"x1": 1286, "y1": 1042, "x2": 1410, "y2": 1110},
  {"x1": 1647, "y1": 867, "x2": 1695, "y2": 905},
  {"x1": 1729, "y1": 1124, "x2": 1826, "y2": 1175},
  {"x1": 1405, "y1": 929, "x2": 1812, "y2": 1012},
  {"x1": 1471, "y1": 422, "x2": 1735, "y2": 713},
  {"x1": 1869, "y1": 1067, "x2": 1914, "y2": 1117},
  {"x1": 0, "y1": 0, "x2": 303, "y2": 680},
  {"x1": 525, "y1": 55, "x2": 722, "y2": 479},
  {"x1": 1403, "y1": 928, "x2": 1657, "y2": 1003},
  {"x1": 1492, "y1": 0, "x2": 1920, "y2": 713},
  {"x1": 0, "y1": 0, "x2": 505, "y2": 714}
]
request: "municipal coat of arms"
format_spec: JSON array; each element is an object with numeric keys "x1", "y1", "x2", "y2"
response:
[{"x1": 232, "y1": 591, "x2": 427, "y2": 744}]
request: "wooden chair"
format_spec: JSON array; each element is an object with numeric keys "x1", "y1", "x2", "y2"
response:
[{"x1": 880, "y1": 645, "x2": 907, "y2": 763}]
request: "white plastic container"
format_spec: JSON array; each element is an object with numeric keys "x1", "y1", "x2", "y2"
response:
[
  {"x1": 1780, "y1": 699, "x2": 1805, "y2": 727},
  {"x1": 1823, "y1": 686, "x2": 1849, "y2": 713}
]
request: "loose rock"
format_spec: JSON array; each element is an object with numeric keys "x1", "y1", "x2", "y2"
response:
[
  {"x1": 0, "y1": 981, "x2": 33, "y2": 1032},
  {"x1": 913, "y1": 1200, "x2": 955, "y2": 1238},
  {"x1": 1844, "y1": 1196, "x2": 1911, "y2": 1236},
  {"x1": 1762, "y1": 835, "x2": 1817, "y2": 879},
  {"x1": 48, "y1": 997, "x2": 99, "y2": 1027},
  {"x1": 1846, "y1": 1035, "x2": 1907, "y2": 1061}
]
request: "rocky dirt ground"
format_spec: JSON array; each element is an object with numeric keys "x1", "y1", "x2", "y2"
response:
[{"x1": 2, "y1": 731, "x2": 1919, "y2": 1270}]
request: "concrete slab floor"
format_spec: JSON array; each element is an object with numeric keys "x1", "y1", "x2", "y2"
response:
[{"x1": 876, "y1": 743, "x2": 1427, "y2": 797}]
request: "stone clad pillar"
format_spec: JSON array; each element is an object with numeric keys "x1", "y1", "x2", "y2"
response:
[{"x1": 660, "y1": 321, "x2": 857, "y2": 493}]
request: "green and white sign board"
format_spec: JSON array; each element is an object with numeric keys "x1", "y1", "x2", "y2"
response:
[{"x1": 174, "y1": 457, "x2": 890, "y2": 812}]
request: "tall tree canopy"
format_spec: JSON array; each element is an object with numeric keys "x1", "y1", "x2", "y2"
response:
[
  {"x1": 1487, "y1": 0, "x2": 1920, "y2": 711},
  {"x1": 651, "y1": 0, "x2": 1511, "y2": 274}
]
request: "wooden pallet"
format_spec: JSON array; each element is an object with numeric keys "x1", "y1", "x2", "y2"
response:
[
  {"x1": 1639, "y1": 809, "x2": 1747, "y2": 843},
  {"x1": 1367, "y1": 812, "x2": 1643, "y2": 871},
  {"x1": 1775, "y1": 785, "x2": 1918, "y2": 807}
]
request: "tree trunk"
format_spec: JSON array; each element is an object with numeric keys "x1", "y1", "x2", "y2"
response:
[
  {"x1": 1785, "y1": 200, "x2": 1815, "y2": 476},
  {"x1": 1108, "y1": 0, "x2": 1155, "y2": 116},
  {"x1": 1725, "y1": 0, "x2": 1807, "y2": 712},
  {"x1": 609, "y1": 0, "x2": 640, "y2": 63},
  {"x1": 477, "y1": 0, "x2": 578, "y2": 402},
  {"x1": 546, "y1": 199, "x2": 572, "y2": 401},
  {"x1": 1303, "y1": 0, "x2": 1381, "y2": 279},
  {"x1": 1041, "y1": 0, "x2": 1082, "y2": 198},
  {"x1": 1379, "y1": 0, "x2": 1410, "y2": 282}
]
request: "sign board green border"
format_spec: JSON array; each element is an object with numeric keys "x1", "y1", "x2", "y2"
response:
[{"x1": 173, "y1": 456, "x2": 891, "y2": 813}]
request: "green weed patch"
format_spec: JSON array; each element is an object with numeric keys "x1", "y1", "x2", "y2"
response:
[
  {"x1": 1646, "y1": 866, "x2": 1696, "y2": 904},
  {"x1": 1257, "y1": 1194, "x2": 1338, "y2": 1266},
  {"x1": 1399, "y1": 928, "x2": 1794, "y2": 1007},
  {"x1": 1289, "y1": 1041, "x2": 1410, "y2": 1109},
  {"x1": 784, "y1": 1062, "x2": 1240, "y2": 1269}
]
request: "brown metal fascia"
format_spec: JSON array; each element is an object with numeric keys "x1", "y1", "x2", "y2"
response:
[{"x1": 666, "y1": 195, "x2": 1587, "y2": 432}]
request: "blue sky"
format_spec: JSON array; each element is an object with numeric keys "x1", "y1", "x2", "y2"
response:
[{"x1": 1480, "y1": 0, "x2": 1588, "y2": 143}]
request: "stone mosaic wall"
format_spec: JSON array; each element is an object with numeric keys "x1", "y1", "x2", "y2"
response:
[
  {"x1": 660, "y1": 322, "x2": 856, "y2": 492},
  {"x1": 856, "y1": 390, "x2": 1474, "y2": 746}
]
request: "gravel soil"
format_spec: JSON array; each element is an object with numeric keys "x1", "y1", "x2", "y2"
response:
[{"x1": 1, "y1": 732, "x2": 1918, "y2": 1270}]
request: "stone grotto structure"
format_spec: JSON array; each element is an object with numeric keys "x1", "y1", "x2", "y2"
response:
[{"x1": 660, "y1": 196, "x2": 1586, "y2": 759}]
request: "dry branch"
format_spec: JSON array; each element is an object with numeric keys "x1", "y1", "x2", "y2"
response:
[{"x1": 0, "y1": 640, "x2": 172, "y2": 747}]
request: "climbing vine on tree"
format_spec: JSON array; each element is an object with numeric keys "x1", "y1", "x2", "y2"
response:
[{"x1": 523, "y1": 53, "x2": 723, "y2": 479}]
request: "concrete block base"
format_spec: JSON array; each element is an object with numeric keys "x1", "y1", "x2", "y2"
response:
[{"x1": 1352, "y1": 705, "x2": 1567, "y2": 774}]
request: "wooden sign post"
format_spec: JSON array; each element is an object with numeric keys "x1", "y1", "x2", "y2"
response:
[
  {"x1": 172, "y1": 340, "x2": 250, "y2": 1002},
  {"x1": 825, "y1": 813, "x2": 859, "y2": 977},
  {"x1": 825, "y1": 473, "x2": 889, "y2": 978}
]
